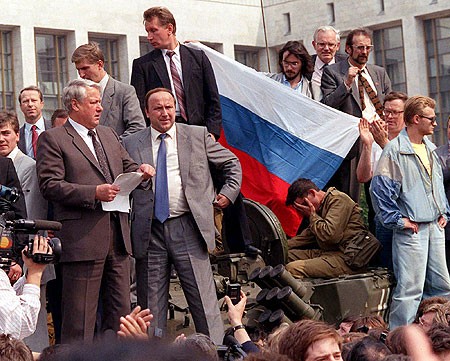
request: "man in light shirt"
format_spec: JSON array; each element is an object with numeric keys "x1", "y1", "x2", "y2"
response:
[
  {"x1": 123, "y1": 88, "x2": 241, "y2": 344},
  {"x1": 370, "y1": 95, "x2": 450, "y2": 329},
  {"x1": 0, "y1": 232, "x2": 51, "y2": 340}
]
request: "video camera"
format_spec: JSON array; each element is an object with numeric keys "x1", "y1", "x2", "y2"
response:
[{"x1": 0, "y1": 184, "x2": 62, "y2": 270}]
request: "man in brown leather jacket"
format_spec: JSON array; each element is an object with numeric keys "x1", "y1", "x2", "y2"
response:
[{"x1": 285, "y1": 178, "x2": 366, "y2": 278}]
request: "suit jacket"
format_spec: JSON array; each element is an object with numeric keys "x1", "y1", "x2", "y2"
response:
[
  {"x1": 321, "y1": 60, "x2": 392, "y2": 118},
  {"x1": 18, "y1": 119, "x2": 52, "y2": 157},
  {"x1": 12, "y1": 149, "x2": 47, "y2": 220},
  {"x1": 131, "y1": 45, "x2": 222, "y2": 138},
  {"x1": 307, "y1": 53, "x2": 348, "y2": 101},
  {"x1": 36, "y1": 121, "x2": 138, "y2": 263},
  {"x1": 0, "y1": 157, "x2": 27, "y2": 219},
  {"x1": 100, "y1": 77, "x2": 146, "y2": 139},
  {"x1": 123, "y1": 123, "x2": 241, "y2": 257}
]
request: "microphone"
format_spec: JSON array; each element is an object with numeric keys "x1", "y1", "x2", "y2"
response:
[{"x1": 12, "y1": 219, "x2": 62, "y2": 232}]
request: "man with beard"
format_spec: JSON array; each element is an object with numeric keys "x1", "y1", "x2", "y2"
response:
[
  {"x1": 266, "y1": 41, "x2": 315, "y2": 99},
  {"x1": 320, "y1": 28, "x2": 391, "y2": 202}
]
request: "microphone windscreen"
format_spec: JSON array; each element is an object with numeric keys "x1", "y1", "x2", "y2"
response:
[{"x1": 33, "y1": 220, "x2": 62, "y2": 231}]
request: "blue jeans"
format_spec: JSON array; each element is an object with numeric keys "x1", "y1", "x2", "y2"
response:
[
  {"x1": 375, "y1": 218, "x2": 393, "y2": 270},
  {"x1": 389, "y1": 220, "x2": 450, "y2": 329}
]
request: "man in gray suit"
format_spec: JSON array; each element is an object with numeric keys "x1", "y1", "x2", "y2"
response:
[
  {"x1": 123, "y1": 88, "x2": 242, "y2": 344},
  {"x1": 0, "y1": 110, "x2": 54, "y2": 351},
  {"x1": 71, "y1": 42, "x2": 146, "y2": 139},
  {"x1": 17, "y1": 86, "x2": 51, "y2": 159},
  {"x1": 321, "y1": 27, "x2": 392, "y2": 201}
]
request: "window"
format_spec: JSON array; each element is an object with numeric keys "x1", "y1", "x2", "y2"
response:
[
  {"x1": 35, "y1": 33, "x2": 68, "y2": 120},
  {"x1": 327, "y1": 3, "x2": 335, "y2": 25},
  {"x1": 283, "y1": 13, "x2": 291, "y2": 35},
  {"x1": 234, "y1": 46, "x2": 261, "y2": 71},
  {"x1": 139, "y1": 36, "x2": 154, "y2": 56},
  {"x1": 425, "y1": 17, "x2": 450, "y2": 145},
  {"x1": 379, "y1": 0, "x2": 385, "y2": 13},
  {"x1": 201, "y1": 42, "x2": 223, "y2": 54},
  {"x1": 89, "y1": 37, "x2": 120, "y2": 80},
  {"x1": 373, "y1": 26, "x2": 407, "y2": 93},
  {"x1": 0, "y1": 30, "x2": 14, "y2": 111}
]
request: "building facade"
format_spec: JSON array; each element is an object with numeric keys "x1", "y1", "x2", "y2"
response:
[{"x1": 0, "y1": 0, "x2": 449, "y2": 143}]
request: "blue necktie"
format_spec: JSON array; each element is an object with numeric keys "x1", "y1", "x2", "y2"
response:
[{"x1": 155, "y1": 133, "x2": 169, "y2": 223}]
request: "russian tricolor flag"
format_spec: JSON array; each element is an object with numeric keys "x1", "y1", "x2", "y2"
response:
[{"x1": 187, "y1": 43, "x2": 359, "y2": 237}]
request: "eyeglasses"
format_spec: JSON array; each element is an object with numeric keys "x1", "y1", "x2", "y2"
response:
[
  {"x1": 352, "y1": 45, "x2": 374, "y2": 52},
  {"x1": 282, "y1": 60, "x2": 300, "y2": 67},
  {"x1": 420, "y1": 115, "x2": 437, "y2": 123},
  {"x1": 383, "y1": 109, "x2": 404, "y2": 116},
  {"x1": 316, "y1": 42, "x2": 337, "y2": 49}
]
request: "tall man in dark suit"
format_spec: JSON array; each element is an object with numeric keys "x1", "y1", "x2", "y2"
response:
[
  {"x1": 17, "y1": 86, "x2": 51, "y2": 159},
  {"x1": 321, "y1": 27, "x2": 392, "y2": 202},
  {"x1": 131, "y1": 6, "x2": 222, "y2": 139},
  {"x1": 71, "y1": 42, "x2": 146, "y2": 139},
  {"x1": 36, "y1": 79, "x2": 154, "y2": 343},
  {"x1": 123, "y1": 88, "x2": 242, "y2": 344}
]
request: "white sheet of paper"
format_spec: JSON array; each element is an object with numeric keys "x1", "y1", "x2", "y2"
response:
[{"x1": 101, "y1": 172, "x2": 144, "y2": 212}]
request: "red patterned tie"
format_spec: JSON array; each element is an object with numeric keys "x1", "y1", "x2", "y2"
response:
[
  {"x1": 166, "y1": 51, "x2": 187, "y2": 121},
  {"x1": 31, "y1": 125, "x2": 38, "y2": 158}
]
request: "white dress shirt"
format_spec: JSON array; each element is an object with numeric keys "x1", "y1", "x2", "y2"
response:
[
  {"x1": 98, "y1": 73, "x2": 109, "y2": 100},
  {"x1": 162, "y1": 44, "x2": 184, "y2": 116},
  {"x1": 151, "y1": 124, "x2": 189, "y2": 217},
  {"x1": 312, "y1": 56, "x2": 336, "y2": 86},
  {"x1": 0, "y1": 270, "x2": 41, "y2": 340},
  {"x1": 24, "y1": 117, "x2": 46, "y2": 158},
  {"x1": 68, "y1": 119, "x2": 98, "y2": 161}
]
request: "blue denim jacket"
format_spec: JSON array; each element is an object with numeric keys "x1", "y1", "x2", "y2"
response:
[{"x1": 370, "y1": 128, "x2": 449, "y2": 229}]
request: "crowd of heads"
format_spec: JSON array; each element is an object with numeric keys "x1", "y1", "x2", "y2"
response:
[{"x1": 0, "y1": 298, "x2": 443, "y2": 361}]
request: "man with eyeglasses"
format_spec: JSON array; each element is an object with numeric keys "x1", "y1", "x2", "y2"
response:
[
  {"x1": 309, "y1": 26, "x2": 347, "y2": 100},
  {"x1": 266, "y1": 41, "x2": 315, "y2": 98},
  {"x1": 356, "y1": 91, "x2": 408, "y2": 269},
  {"x1": 321, "y1": 28, "x2": 392, "y2": 203},
  {"x1": 370, "y1": 95, "x2": 450, "y2": 329}
]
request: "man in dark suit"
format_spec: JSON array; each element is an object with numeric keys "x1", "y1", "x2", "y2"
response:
[
  {"x1": 17, "y1": 86, "x2": 51, "y2": 159},
  {"x1": 71, "y1": 42, "x2": 146, "y2": 139},
  {"x1": 0, "y1": 157, "x2": 26, "y2": 219},
  {"x1": 130, "y1": 6, "x2": 222, "y2": 139},
  {"x1": 36, "y1": 79, "x2": 154, "y2": 343},
  {"x1": 321, "y1": 27, "x2": 392, "y2": 201},
  {"x1": 123, "y1": 88, "x2": 241, "y2": 344},
  {"x1": 309, "y1": 25, "x2": 348, "y2": 100}
]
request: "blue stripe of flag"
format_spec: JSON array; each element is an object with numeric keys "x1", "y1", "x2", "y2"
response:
[{"x1": 221, "y1": 96, "x2": 344, "y2": 188}]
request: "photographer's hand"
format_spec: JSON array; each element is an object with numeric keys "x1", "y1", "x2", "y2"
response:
[
  {"x1": 225, "y1": 291, "x2": 251, "y2": 344},
  {"x1": 22, "y1": 235, "x2": 51, "y2": 287},
  {"x1": 7, "y1": 263, "x2": 23, "y2": 284}
]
